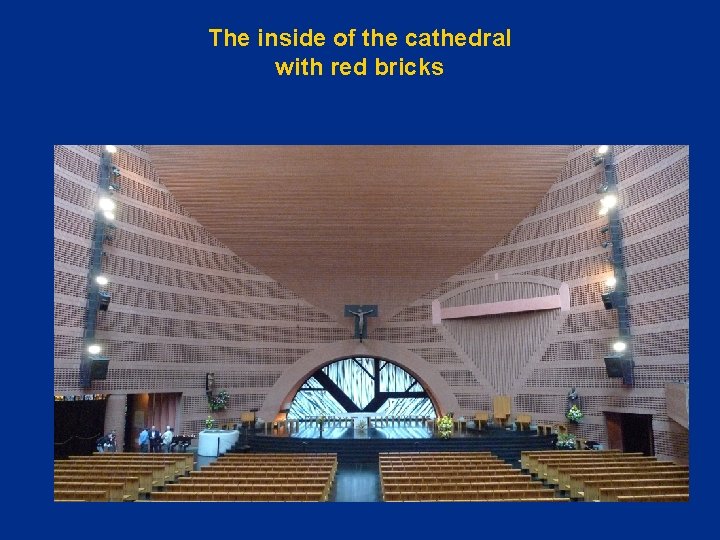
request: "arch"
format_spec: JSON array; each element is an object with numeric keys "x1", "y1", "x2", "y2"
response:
[{"x1": 257, "y1": 340, "x2": 460, "y2": 421}]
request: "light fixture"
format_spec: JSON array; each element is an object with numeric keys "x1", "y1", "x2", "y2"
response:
[
  {"x1": 98, "y1": 197, "x2": 116, "y2": 212},
  {"x1": 105, "y1": 145, "x2": 117, "y2": 153},
  {"x1": 88, "y1": 344, "x2": 102, "y2": 355},
  {"x1": 599, "y1": 206, "x2": 609, "y2": 216},
  {"x1": 597, "y1": 145, "x2": 609, "y2": 155},
  {"x1": 601, "y1": 194, "x2": 618, "y2": 209},
  {"x1": 96, "y1": 275, "x2": 109, "y2": 286},
  {"x1": 605, "y1": 276, "x2": 617, "y2": 287},
  {"x1": 612, "y1": 341, "x2": 627, "y2": 353},
  {"x1": 103, "y1": 211, "x2": 115, "y2": 220}
]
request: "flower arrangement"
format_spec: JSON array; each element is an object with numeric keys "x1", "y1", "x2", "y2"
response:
[
  {"x1": 566, "y1": 404, "x2": 584, "y2": 423},
  {"x1": 436, "y1": 414, "x2": 454, "y2": 439},
  {"x1": 205, "y1": 416, "x2": 215, "y2": 429},
  {"x1": 555, "y1": 433, "x2": 577, "y2": 449},
  {"x1": 208, "y1": 390, "x2": 230, "y2": 411}
]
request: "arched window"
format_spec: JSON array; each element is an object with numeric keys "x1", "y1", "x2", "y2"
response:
[{"x1": 288, "y1": 357, "x2": 436, "y2": 418}]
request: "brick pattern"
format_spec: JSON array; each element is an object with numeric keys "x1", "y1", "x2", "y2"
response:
[
  {"x1": 53, "y1": 146, "x2": 348, "y2": 435},
  {"x1": 54, "y1": 145, "x2": 689, "y2": 463},
  {"x1": 381, "y1": 145, "x2": 689, "y2": 463}
]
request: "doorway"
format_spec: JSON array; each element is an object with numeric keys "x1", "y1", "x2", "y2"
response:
[
  {"x1": 125, "y1": 393, "x2": 181, "y2": 450},
  {"x1": 605, "y1": 412, "x2": 655, "y2": 455}
]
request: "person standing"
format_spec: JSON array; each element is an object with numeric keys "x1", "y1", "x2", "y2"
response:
[
  {"x1": 162, "y1": 426, "x2": 173, "y2": 452},
  {"x1": 104, "y1": 430, "x2": 117, "y2": 452},
  {"x1": 148, "y1": 425, "x2": 162, "y2": 453},
  {"x1": 138, "y1": 427, "x2": 149, "y2": 453}
]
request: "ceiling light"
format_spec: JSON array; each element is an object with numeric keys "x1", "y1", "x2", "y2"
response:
[
  {"x1": 103, "y1": 211, "x2": 115, "y2": 220},
  {"x1": 599, "y1": 206, "x2": 609, "y2": 216},
  {"x1": 597, "y1": 145, "x2": 609, "y2": 155},
  {"x1": 98, "y1": 197, "x2": 116, "y2": 212},
  {"x1": 606, "y1": 276, "x2": 617, "y2": 287},
  {"x1": 612, "y1": 341, "x2": 627, "y2": 353},
  {"x1": 601, "y1": 194, "x2": 617, "y2": 208},
  {"x1": 88, "y1": 344, "x2": 102, "y2": 355},
  {"x1": 96, "y1": 275, "x2": 109, "y2": 286},
  {"x1": 105, "y1": 145, "x2": 117, "y2": 153}
]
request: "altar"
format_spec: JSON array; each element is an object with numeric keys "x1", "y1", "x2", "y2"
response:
[{"x1": 197, "y1": 429, "x2": 240, "y2": 457}]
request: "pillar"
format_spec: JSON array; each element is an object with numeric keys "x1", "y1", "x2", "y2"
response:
[{"x1": 104, "y1": 394, "x2": 127, "y2": 452}]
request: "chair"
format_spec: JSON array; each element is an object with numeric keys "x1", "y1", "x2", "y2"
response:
[
  {"x1": 493, "y1": 396, "x2": 511, "y2": 426},
  {"x1": 474, "y1": 412, "x2": 489, "y2": 429},
  {"x1": 515, "y1": 413, "x2": 532, "y2": 431}
]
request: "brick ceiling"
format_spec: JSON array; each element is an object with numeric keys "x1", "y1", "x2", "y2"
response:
[{"x1": 148, "y1": 145, "x2": 571, "y2": 328}]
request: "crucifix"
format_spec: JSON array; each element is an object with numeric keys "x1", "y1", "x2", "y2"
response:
[{"x1": 345, "y1": 305, "x2": 378, "y2": 343}]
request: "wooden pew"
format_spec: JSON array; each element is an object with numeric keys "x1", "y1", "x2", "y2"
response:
[
  {"x1": 584, "y1": 478, "x2": 689, "y2": 502},
  {"x1": 599, "y1": 485, "x2": 690, "y2": 502},
  {"x1": 54, "y1": 481, "x2": 125, "y2": 502},
  {"x1": 541, "y1": 454, "x2": 652, "y2": 483},
  {"x1": 521, "y1": 450, "x2": 622, "y2": 474},
  {"x1": 566, "y1": 465, "x2": 689, "y2": 497},
  {"x1": 54, "y1": 468, "x2": 155, "y2": 493},
  {"x1": 90, "y1": 452, "x2": 194, "y2": 474},
  {"x1": 54, "y1": 473, "x2": 142, "y2": 500},
  {"x1": 616, "y1": 494, "x2": 689, "y2": 502},
  {"x1": 54, "y1": 489, "x2": 110, "y2": 502}
]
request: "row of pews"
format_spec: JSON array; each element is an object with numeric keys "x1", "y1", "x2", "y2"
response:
[
  {"x1": 521, "y1": 450, "x2": 689, "y2": 502},
  {"x1": 54, "y1": 453, "x2": 194, "y2": 501},
  {"x1": 151, "y1": 453, "x2": 337, "y2": 502},
  {"x1": 380, "y1": 451, "x2": 568, "y2": 502}
]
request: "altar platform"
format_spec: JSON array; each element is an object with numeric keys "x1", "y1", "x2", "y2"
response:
[{"x1": 232, "y1": 424, "x2": 555, "y2": 467}]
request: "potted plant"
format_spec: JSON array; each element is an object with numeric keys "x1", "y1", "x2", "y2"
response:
[
  {"x1": 208, "y1": 390, "x2": 230, "y2": 411},
  {"x1": 555, "y1": 432, "x2": 577, "y2": 449},
  {"x1": 436, "y1": 414, "x2": 454, "y2": 439},
  {"x1": 566, "y1": 404, "x2": 584, "y2": 423}
]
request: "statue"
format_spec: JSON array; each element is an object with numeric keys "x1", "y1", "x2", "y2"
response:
[{"x1": 348, "y1": 306, "x2": 375, "y2": 342}]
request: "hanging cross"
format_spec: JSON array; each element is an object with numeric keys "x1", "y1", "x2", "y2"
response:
[{"x1": 345, "y1": 305, "x2": 378, "y2": 342}]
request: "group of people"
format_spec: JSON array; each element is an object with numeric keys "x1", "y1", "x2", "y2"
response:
[{"x1": 138, "y1": 425, "x2": 174, "y2": 452}]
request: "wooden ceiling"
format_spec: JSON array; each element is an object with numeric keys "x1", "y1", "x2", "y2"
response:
[{"x1": 148, "y1": 146, "x2": 571, "y2": 327}]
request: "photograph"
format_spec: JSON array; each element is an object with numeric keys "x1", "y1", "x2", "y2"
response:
[{"x1": 53, "y1": 144, "x2": 689, "y2": 503}]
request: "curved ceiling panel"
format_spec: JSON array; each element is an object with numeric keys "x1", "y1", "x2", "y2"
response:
[{"x1": 148, "y1": 145, "x2": 571, "y2": 327}]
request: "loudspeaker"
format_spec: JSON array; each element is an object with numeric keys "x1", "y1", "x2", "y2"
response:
[
  {"x1": 89, "y1": 356, "x2": 110, "y2": 380},
  {"x1": 604, "y1": 355, "x2": 629, "y2": 378},
  {"x1": 98, "y1": 291, "x2": 111, "y2": 311},
  {"x1": 601, "y1": 292, "x2": 615, "y2": 310}
]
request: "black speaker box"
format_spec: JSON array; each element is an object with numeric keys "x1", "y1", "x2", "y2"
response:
[
  {"x1": 89, "y1": 356, "x2": 110, "y2": 380},
  {"x1": 98, "y1": 291, "x2": 112, "y2": 311},
  {"x1": 604, "y1": 355, "x2": 629, "y2": 378}
]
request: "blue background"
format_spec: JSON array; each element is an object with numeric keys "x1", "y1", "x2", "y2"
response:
[{"x1": 4, "y1": 0, "x2": 712, "y2": 533}]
